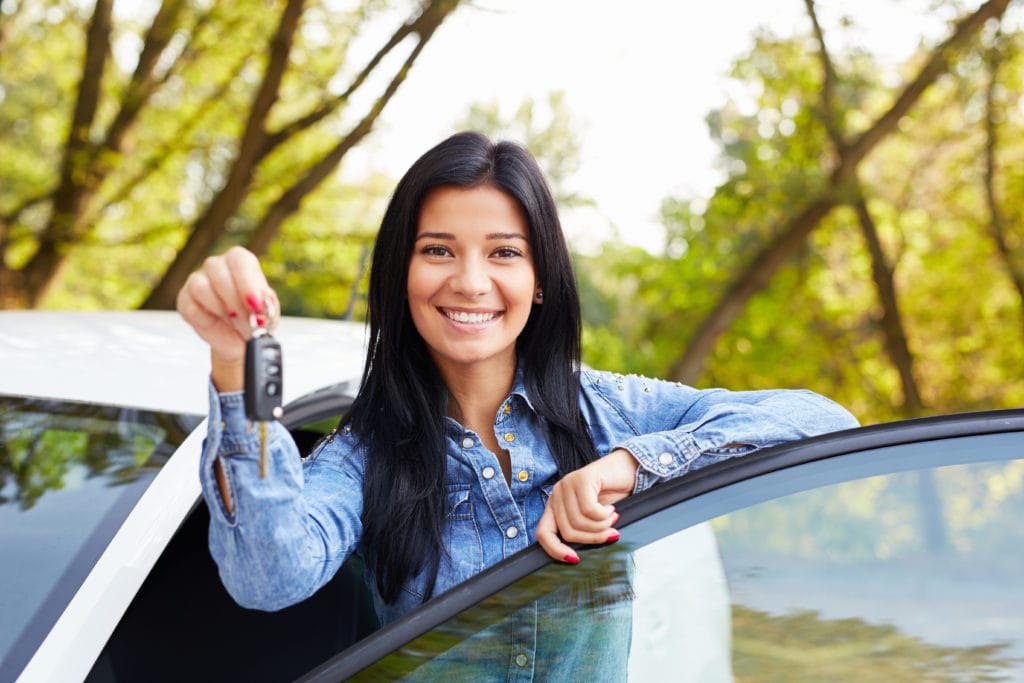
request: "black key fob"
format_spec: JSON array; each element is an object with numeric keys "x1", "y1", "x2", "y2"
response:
[{"x1": 244, "y1": 331, "x2": 283, "y2": 421}]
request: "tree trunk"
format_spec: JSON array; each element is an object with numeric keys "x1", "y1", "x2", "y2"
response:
[
  {"x1": 138, "y1": 0, "x2": 306, "y2": 309},
  {"x1": 983, "y1": 39, "x2": 1024, "y2": 339},
  {"x1": 665, "y1": 0, "x2": 1012, "y2": 383},
  {"x1": 19, "y1": 0, "x2": 113, "y2": 307},
  {"x1": 853, "y1": 196, "x2": 923, "y2": 415},
  {"x1": 246, "y1": 1, "x2": 450, "y2": 257},
  {"x1": 140, "y1": 0, "x2": 460, "y2": 309},
  {"x1": 13, "y1": 0, "x2": 186, "y2": 307}
]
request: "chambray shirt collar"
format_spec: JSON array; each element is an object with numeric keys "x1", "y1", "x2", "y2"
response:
[
  {"x1": 507, "y1": 359, "x2": 537, "y2": 413},
  {"x1": 442, "y1": 359, "x2": 538, "y2": 437}
]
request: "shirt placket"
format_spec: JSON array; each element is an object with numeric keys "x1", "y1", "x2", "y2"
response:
[
  {"x1": 456, "y1": 420, "x2": 528, "y2": 562},
  {"x1": 506, "y1": 601, "x2": 538, "y2": 682},
  {"x1": 494, "y1": 401, "x2": 532, "y2": 556}
]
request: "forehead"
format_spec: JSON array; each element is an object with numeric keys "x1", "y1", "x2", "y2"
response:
[{"x1": 417, "y1": 184, "x2": 528, "y2": 236}]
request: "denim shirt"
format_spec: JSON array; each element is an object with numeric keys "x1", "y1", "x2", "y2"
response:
[{"x1": 200, "y1": 368, "x2": 857, "y2": 626}]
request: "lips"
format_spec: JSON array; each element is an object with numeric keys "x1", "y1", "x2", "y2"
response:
[{"x1": 441, "y1": 308, "x2": 500, "y2": 324}]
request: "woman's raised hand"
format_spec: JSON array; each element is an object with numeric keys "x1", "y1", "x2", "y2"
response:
[
  {"x1": 176, "y1": 246, "x2": 278, "y2": 391},
  {"x1": 535, "y1": 448, "x2": 639, "y2": 564}
]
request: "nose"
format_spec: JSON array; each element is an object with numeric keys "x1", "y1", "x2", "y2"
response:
[{"x1": 449, "y1": 256, "x2": 492, "y2": 298}]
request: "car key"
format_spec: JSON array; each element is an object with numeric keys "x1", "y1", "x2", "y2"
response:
[{"x1": 245, "y1": 308, "x2": 283, "y2": 478}]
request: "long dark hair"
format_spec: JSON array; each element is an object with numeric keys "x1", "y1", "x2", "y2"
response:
[{"x1": 346, "y1": 131, "x2": 598, "y2": 604}]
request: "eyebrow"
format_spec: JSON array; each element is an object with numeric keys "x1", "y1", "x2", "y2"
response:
[{"x1": 415, "y1": 232, "x2": 528, "y2": 241}]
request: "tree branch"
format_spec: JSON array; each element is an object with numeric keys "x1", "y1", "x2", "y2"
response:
[
  {"x1": 139, "y1": 0, "x2": 307, "y2": 309},
  {"x1": 18, "y1": 0, "x2": 113, "y2": 306},
  {"x1": 853, "y1": 194, "x2": 924, "y2": 416},
  {"x1": 258, "y1": 5, "x2": 423, "y2": 157},
  {"x1": 982, "y1": 32, "x2": 1024, "y2": 339},
  {"x1": 803, "y1": 0, "x2": 846, "y2": 150},
  {"x1": 247, "y1": 0, "x2": 457, "y2": 256},
  {"x1": 99, "y1": 0, "x2": 187, "y2": 157},
  {"x1": 667, "y1": 0, "x2": 1012, "y2": 383}
]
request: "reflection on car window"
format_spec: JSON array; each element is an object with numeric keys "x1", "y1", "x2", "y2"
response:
[
  {"x1": 715, "y1": 460, "x2": 1024, "y2": 680},
  {"x1": 337, "y1": 437, "x2": 1024, "y2": 681},
  {"x1": 350, "y1": 553, "x2": 634, "y2": 681},
  {"x1": 0, "y1": 396, "x2": 200, "y2": 680}
]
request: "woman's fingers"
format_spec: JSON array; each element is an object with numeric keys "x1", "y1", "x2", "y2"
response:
[
  {"x1": 536, "y1": 475, "x2": 619, "y2": 564},
  {"x1": 224, "y1": 247, "x2": 276, "y2": 318},
  {"x1": 536, "y1": 450, "x2": 640, "y2": 563},
  {"x1": 536, "y1": 505, "x2": 584, "y2": 564},
  {"x1": 176, "y1": 246, "x2": 278, "y2": 364}
]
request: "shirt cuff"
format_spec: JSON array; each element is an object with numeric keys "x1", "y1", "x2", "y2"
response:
[{"x1": 616, "y1": 430, "x2": 703, "y2": 494}]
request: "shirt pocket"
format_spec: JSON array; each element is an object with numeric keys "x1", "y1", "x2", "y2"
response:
[
  {"x1": 401, "y1": 484, "x2": 485, "y2": 603},
  {"x1": 442, "y1": 484, "x2": 484, "y2": 582}
]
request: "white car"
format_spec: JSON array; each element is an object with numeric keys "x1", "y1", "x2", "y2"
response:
[
  {"x1": 0, "y1": 311, "x2": 367, "y2": 682},
  {"x1": 3, "y1": 311, "x2": 1023, "y2": 682}
]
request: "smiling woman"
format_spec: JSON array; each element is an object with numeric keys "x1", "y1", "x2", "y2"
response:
[
  {"x1": 407, "y1": 184, "x2": 540, "y2": 381},
  {"x1": 174, "y1": 131, "x2": 858, "y2": 679}
]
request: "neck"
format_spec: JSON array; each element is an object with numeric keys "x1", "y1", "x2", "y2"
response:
[{"x1": 436, "y1": 355, "x2": 517, "y2": 429}]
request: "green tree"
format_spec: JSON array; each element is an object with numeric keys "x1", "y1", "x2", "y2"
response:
[
  {"x1": 579, "y1": 0, "x2": 1023, "y2": 425},
  {"x1": 0, "y1": 0, "x2": 462, "y2": 310}
]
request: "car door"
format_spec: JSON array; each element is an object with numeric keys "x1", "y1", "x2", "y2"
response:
[
  {"x1": 296, "y1": 410, "x2": 1024, "y2": 681},
  {"x1": 85, "y1": 382, "x2": 379, "y2": 683}
]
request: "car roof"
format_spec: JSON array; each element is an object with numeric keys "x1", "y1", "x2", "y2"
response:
[{"x1": 0, "y1": 310, "x2": 368, "y2": 415}]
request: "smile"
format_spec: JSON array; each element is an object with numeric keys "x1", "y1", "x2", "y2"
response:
[{"x1": 442, "y1": 309, "x2": 500, "y2": 324}]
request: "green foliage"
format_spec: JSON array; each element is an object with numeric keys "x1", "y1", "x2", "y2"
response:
[
  {"x1": 732, "y1": 605, "x2": 1018, "y2": 682},
  {"x1": 0, "y1": 400, "x2": 182, "y2": 510},
  {"x1": 454, "y1": 90, "x2": 591, "y2": 210},
  {"x1": 579, "y1": 4, "x2": 1024, "y2": 424},
  {"x1": 0, "y1": 0, "x2": 449, "y2": 309}
]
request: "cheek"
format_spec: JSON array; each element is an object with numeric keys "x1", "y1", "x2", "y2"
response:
[{"x1": 405, "y1": 265, "x2": 432, "y2": 304}]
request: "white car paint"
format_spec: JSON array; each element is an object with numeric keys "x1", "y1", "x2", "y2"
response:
[{"x1": 0, "y1": 311, "x2": 368, "y2": 683}]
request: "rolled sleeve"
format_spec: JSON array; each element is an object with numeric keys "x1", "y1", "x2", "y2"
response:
[{"x1": 581, "y1": 371, "x2": 859, "y2": 494}]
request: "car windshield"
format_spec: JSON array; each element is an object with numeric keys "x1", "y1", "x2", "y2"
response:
[{"x1": 0, "y1": 395, "x2": 201, "y2": 679}]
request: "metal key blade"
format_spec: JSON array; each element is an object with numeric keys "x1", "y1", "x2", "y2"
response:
[{"x1": 259, "y1": 420, "x2": 268, "y2": 479}]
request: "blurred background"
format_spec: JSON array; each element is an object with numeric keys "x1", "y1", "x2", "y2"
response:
[{"x1": 1, "y1": 0, "x2": 1021, "y2": 424}]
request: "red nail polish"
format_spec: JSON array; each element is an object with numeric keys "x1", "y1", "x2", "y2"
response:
[
  {"x1": 563, "y1": 554, "x2": 579, "y2": 564},
  {"x1": 255, "y1": 314, "x2": 266, "y2": 327},
  {"x1": 606, "y1": 533, "x2": 620, "y2": 543},
  {"x1": 228, "y1": 311, "x2": 238, "y2": 318},
  {"x1": 245, "y1": 293, "x2": 261, "y2": 312}
]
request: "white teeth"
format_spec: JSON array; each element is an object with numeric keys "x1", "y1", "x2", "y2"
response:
[{"x1": 446, "y1": 310, "x2": 497, "y2": 324}]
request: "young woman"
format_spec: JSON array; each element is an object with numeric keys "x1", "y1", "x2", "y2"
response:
[{"x1": 176, "y1": 131, "x2": 858, "y2": 627}]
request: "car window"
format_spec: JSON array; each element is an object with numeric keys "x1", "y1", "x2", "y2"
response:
[
  {"x1": 86, "y1": 393, "x2": 377, "y2": 683},
  {"x1": 307, "y1": 429, "x2": 1024, "y2": 681},
  {"x1": 0, "y1": 395, "x2": 201, "y2": 681},
  {"x1": 712, "y1": 458, "x2": 1024, "y2": 680}
]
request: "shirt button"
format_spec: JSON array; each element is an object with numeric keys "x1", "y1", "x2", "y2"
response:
[
  {"x1": 482, "y1": 466, "x2": 495, "y2": 480},
  {"x1": 658, "y1": 452, "x2": 674, "y2": 466},
  {"x1": 503, "y1": 433, "x2": 515, "y2": 443},
  {"x1": 517, "y1": 470, "x2": 528, "y2": 483},
  {"x1": 462, "y1": 437, "x2": 474, "y2": 449},
  {"x1": 506, "y1": 526, "x2": 519, "y2": 539},
  {"x1": 515, "y1": 653, "x2": 528, "y2": 667}
]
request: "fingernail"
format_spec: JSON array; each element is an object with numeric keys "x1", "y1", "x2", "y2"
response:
[
  {"x1": 245, "y1": 293, "x2": 261, "y2": 312},
  {"x1": 256, "y1": 314, "x2": 266, "y2": 327},
  {"x1": 612, "y1": 512, "x2": 620, "y2": 525},
  {"x1": 228, "y1": 311, "x2": 238, "y2": 318},
  {"x1": 563, "y1": 554, "x2": 579, "y2": 564},
  {"x1": 606, "y1": 533, "x2": 620, "y2": 543}
]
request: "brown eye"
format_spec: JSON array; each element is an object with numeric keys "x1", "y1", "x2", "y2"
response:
[{"x1": 493, "y1": 247, "x2": 523, "y2": 259}]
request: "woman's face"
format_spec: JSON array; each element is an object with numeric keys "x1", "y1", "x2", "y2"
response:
[{"x1": 407, "y1": 184, "x2": 539, "y2": 378}]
